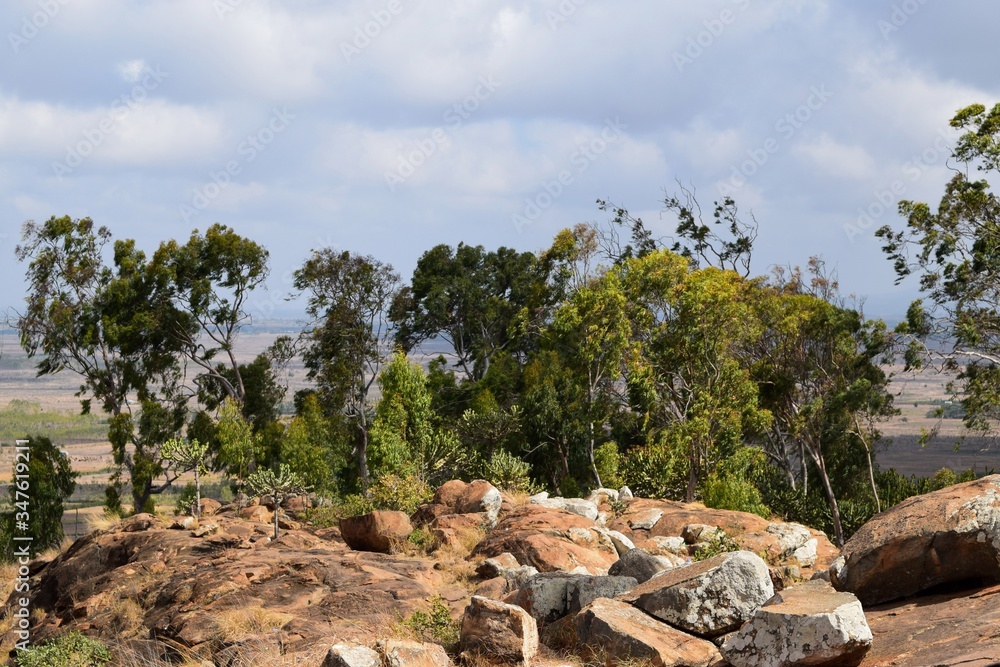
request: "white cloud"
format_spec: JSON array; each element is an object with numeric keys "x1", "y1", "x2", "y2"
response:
[
  {"x1": 792, "y1": 133, "x2": 877, "y2": 180},
  {"x1": 117, "y1": 59, "x2": 147, "y2": 83}
]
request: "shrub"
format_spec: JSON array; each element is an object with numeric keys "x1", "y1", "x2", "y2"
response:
[
  {"x1": 692, "y1": 529, "x2": 739, "y2": 561},
  {"x1": 701, "y1": 447, "x2": 770, "y2": 518},
  {"x1": 594, "y1": 441, "x2": 623, "y2": 490},
  {"x1": 174, "y1": 482, "x2": 198, "y2": 516},
  {"x1": 482, "y1": 449, "x2": 533, "y2": 493},
  {"x1": 401, "y1": 595, "x2": 459, "y2": 647},
  {"x1": 369, "y1": 473, "x2": 433, "y2": 515},
  {"x1": 15, "y1": 631, "x2": 111, "y2": 667}
]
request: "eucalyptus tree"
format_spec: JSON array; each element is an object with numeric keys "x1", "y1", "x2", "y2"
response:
[{"x1": 293, "y1": 249, "x2": 401, "y2": 490}]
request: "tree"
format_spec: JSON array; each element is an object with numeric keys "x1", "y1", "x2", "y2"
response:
[
  {"x1": 622, "y1": 250, "x2": 771, "y2": 502},
  {"x1": 750, "y1": 267, "x2": 896, "y2": 546},
  {"x1": 161, "y1": 437, "x2": 209, "y2": 518},
  {"x1": 215, "y1": 397, "x2": 264, "y2": 495},
  {"x1": 548, "y1": 268, "x2": 634, "y2": 488},
  {"x1": 392, "y1": 243, "x2": 553, "y2": 380},
  {"x1": 293, "y1": 250, "x2": 401, "y2": 491},
  {"x1": 1, "y1": 436, "x2": 77, "y2": 561},
  {"x1": 281, "y1": 393, "x2": 348, "y2": 496},
  {"x1": 245, "y1": 464, "x2": 308, "y2": 540},
  {"x1": 877, "y1": 102, "x2": 1000, "y2": 434}
]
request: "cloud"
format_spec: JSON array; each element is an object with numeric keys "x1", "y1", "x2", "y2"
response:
[{"x1": 792, "y1": 133, "x2": 877, "y2": 180}]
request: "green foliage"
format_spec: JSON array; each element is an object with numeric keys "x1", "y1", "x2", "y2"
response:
[
  {"x1": 1, "y1": 435, "x2": 77, "y2": 561},
  {"x1": 281, "y1": 394, "x2": 346, "y2": 497},
  {"x1": 407, "y1": 527, "x2": 436, "y2": 552},
  {"x1": 692, "y1": 529, "x2": 740, "y2": 561},
  {"x1": 245, "y1": 464, "x2": 309, "y2": 538},
  {"x1": 215, "y1": 398, "x2": 264, "y2": 489},
  {"x1": 174, "y1": 482, "x2": 198, "y2": 516},
  {"x1": 701, "y1": 447, "x2": 771, "y2": 518},
  {"x1": 14, "y1": 631, "x2": 111, "y2": 667},
  {"x1": 401, "y1": 595, "x2": 460, "y2": 647},
  {"x1": 370, "y1": 473, "x2": 433, "y2": 514},
  {"x1": 594, "y1": 441, "x2": 623, "y2": 490},
  {"x1": 620, "y1": 439, "x2": 688, "y2": 500},
  {"x1": 482, "y1": 449, "x2": 533, "y2": 493}
]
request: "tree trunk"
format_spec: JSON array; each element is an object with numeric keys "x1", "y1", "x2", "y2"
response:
[
  {"x1": 273, "y1": 494, "x2": 281, "y2": 540},
  {"x1": 588, "y1": 420, "x2": 602, "y2": 489},
  {"x1": 194, "y1": 467, "x2": 202, "y2": 520},
  {"x1": 812, "y1": 451, "x2": 844, "y2": 547},
  {"x1": 358, "y1": 418, "x2": 370, "y2": 492}
]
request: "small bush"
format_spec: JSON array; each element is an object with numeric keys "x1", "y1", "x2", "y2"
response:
[
  {"x1": 594, "y1": 441, "x2": 623, "y2": 490},
  {"x1": 401, "y1": 595, "x2": 459, "y2": 647},
  {"x1": 15, "y1": 631, "x2": 111, "y2": 667},
  {"x1": 174, "y1": 482, "x2": 198, "y2": 516},
  {"x1": 692, "y1": 528, "x2": 739, "y2": 561},
  {"x1": 299, "y1": 505, "x2": 341, "y2": 529},
  {"x1": 482, "y1": 449, "x2": 533, "y2": 493},
  {"x1": 369, "y1": 473, "x2": 433, "y2": 515}
]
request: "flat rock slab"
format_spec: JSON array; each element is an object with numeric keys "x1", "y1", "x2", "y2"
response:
[
  {"x1": 860, "y1": 583, "x2": 1000, "y2": 667},
  {"x1": 575, "y1": 597, "x2": 722, "y2": 667},
  {"x1": 620, "y1": 551, "x2": 773, "y2": 638},
  {"x1": 833, "y1": 475, "x2": 1000, "y2": 606},
  {"x1": 721, "y1": 580, "x2": 872, "y2": 667}
]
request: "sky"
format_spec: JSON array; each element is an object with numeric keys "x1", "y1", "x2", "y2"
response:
[{"x1": 1, "y1": 0, "x2": 998, "y2": 322}]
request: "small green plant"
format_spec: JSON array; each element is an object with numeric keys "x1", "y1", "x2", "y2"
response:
[
  {"x1": 608, "y1": 497, "x2": 629, "y2": 519},
  {"x1": 407, "y1": 527, "x2": 436, "y2": 554},
  {"x1": 692, "y1": 528, "x2": 740, "y2": 561},
  {"x1": 337, "y1": 493, "x2": 375, "y2": 518},
  {"x1": 245, "y1": 464, "x2": 309, "y2": 539},
  {"x1": 594, "y1": 441, "x2": 623, "y2": 489},
  {"x1": 15, "y1": 631, "x2": 111, "y2": 667},
  {"x1": 300, "y1": 505, "x2": 341, "y2": 529},
  {"x1": 370, "y1": 473, "x2": 433, "y2": 514},
  {"x1": 174, "y1": 482, "x2": 198, "y2": 516},
  {"x1": 402, "y1": 595, "x2": 459, "y2": 647},
  {"x1": 482, "y1": 449, "x2": 533, "y2": 493}
]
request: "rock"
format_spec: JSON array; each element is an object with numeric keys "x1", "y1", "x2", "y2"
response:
[
  {"x1": 197, "y1": 498, "x2": 222, "y2": 516},
  {"x1": 282, "y1": 494, "x2": 313, "y2": 512},
  {"x1": 433, "y1": 480, "x2": 502, "y2": 525},
  {"x1": 170, "y1": 516, "x2": 198, "y2": 530},
  {"x1": 473, "y1": 577, "x2": 510, "y2": 601},
  {"x1": 460, "y1": 596, "x2": 538, "y2": 665},
  {"x1": 618, "y1": 486, "x2": 634, "y2": 500},
  {"x1": 512, "y1": 572, "x2": 580, "y2": 624},
  {"x1": 429, "y1": 513, "x2": 486, "y2": 551},
  {"x1": 503, "y1": 565, "x2": 540, "y2": 590},
  {"x1": 340, "y1": 511, "x2": 413, "y2": 554},
  {"x1": 650, "y1": 536, "x2": 688, "y2": 555},
  {"x1": 629, "y1": 508, "x2": 664, "y2": 531},
  {"x1": 587, "y1": 488, "x2": 620, "y2": 505},
  {"x1": 832, "y1": 475, "x2": 1000, "y2": 606},
  {"x1": 611, "y1": 499, "x2": 770, "y2": 542},
  {"x1": 473, "y1": 505, "x2": 618, "y2": 574},
  {"x1": 378, "y1": 639, "x2": 453, "y2": 667},
  {"x1": 476, "y1": 553, "x2": 520, "y2": 579},
  {"x1": 322, "y1": 644, "x2": 381, "y2": 667},
  {"x1": 681, "y1": 524, "x2": 718, "y2": 544},
  {"x1": 410, "y1": 503, "x2": 452, "y2": 528},
  {"x1": 240, "y1": 505, "x2": 273, "y2": 524},
  {"x1": 608, "y1": 548, "x2": 679, "y2": 584},
  {"x1": 122, "y1": 513, "x2": 157, "y2": 532},
  {"x1": 566, "y1": 575, "x2": 638, "y2": 614},
  {"x1": 537, "y1": 497, "x2": 599, "y2": 521},
  {"x1": 192, "y1": 523, "x2": 218, "y2": 538},
  {"x1": 598, "y1": 528, "x2": 635, "y2": 556},
  {"x1": 863, "y1": 582, "x2": 1000, "y2": 666},
  {"x1": 721, "y1": 580, "x2": 872, "y2": 667},
  {"x1": 622, "y1": 551, "x2": 774, "y2": 638},
  {"x1": 575, "y1": 597, "x2": 722, "y2": 667}
]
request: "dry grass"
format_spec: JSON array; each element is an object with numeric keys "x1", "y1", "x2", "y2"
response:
[
  {"x1": 504, "y1": 490, "x2": 533, "y2": 508},
  {"x1": 87, "y1": 512, "x2": 123, "y2": 533},
  {"x1": 213, "y1": 603, "x2": 294, "y2": 642},
  {"x1": 106, "y1": 596, "x2": 146, "y2": 638}
]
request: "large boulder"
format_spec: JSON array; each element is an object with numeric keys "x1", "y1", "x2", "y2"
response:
[
  {"x1": 339, "y1": 511, "x2": 413, "y2": 554},
  {"x1": 610, "y1": 499, "x2": 770, "y2": 541},
  {"x1": 832, "y1": 475, "x2": 1000, "y2": 605},
  {"x1": 721, "y1": 580, "x2": 872, "y2": 667},
  {"x1": 575, "y1": 597, "x2": 722, "y2": 667},
  {"x1": 472, "y1": 505, "x2": 618, "y2": 574},
  {"x1": 621, "y1": 551, "x2": 773, "y2": 638},
  {"x1": 531, "y1": 495, "x2": 600, "y2": 521},
  {"x1": 322, "y1": 644, "x2": 381, "y2": 667},
  {"x1": 459, "y1": 596, "x2": 538, "y2": 665},
  {"x1": 378, "y1": 639, "x2": 453, "y2": 667},
  {"x1": 566, "y1": 575, "x2": 638, "y2": 615},
  {"x1": 608, "y1": 548, "x2": 683, "y2": 583},
  {"x1": 433, "y1": 480, "x2": 502, "y2": 525}
]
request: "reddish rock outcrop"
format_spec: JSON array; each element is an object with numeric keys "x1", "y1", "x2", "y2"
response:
[
  {"x1": 339, "y1": 510, "x2": 413, "y2": 554},
  {"x1": 472, "y1": 505, "x2": 618, "y2": 574},
  {"x1": 833, "y1": 475, "x2": 1000, "y2": 606}
]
